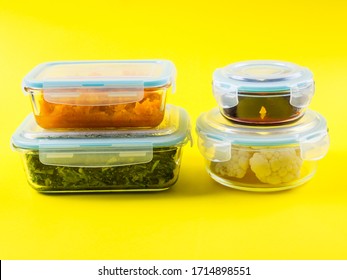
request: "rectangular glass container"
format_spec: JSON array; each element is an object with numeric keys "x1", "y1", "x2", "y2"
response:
[
  {"x1": 12, "y1": 105, "x2": 191, "y2": 193},
  {"x1": 22, "y1": 60, "x2": 176, "y2": 128}
]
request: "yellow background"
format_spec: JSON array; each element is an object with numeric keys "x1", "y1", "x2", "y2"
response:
[{"x1": 1, "y1": 0, "x2": 347, "y2": 259}]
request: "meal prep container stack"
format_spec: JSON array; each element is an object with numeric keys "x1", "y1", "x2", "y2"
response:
[
  {"x1": 196, "y1": 60, "x2": 329, "y2": 192},
  {"x1": 12, "y1": 60, "x2": 191, "y2": 193}
]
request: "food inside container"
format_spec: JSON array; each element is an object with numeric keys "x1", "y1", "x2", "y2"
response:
[
  {"x1": 213, "y1": 60, "x2": 314, "y2": 125},
  {"x1": 22, "y1": 147, "x2": 179, "y2": 192},
  {"x1": 11, "y1": 105, "x2": 191, "y2": 193},
  {"x1": 196, "y1": 108, "x2": 329, "y2": 192},
  {"x1": 22, "y1": 60, "x2": 176, "y2": 128}
]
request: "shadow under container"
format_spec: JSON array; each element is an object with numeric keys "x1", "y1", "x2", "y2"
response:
[
  {"x1": 196, "y1": 108, "x2": 329, "y2": 192},
  {"x1": 22, "y1": 60, "x2": 176, "y2": 128},
  {"x1": 213, "y1": 60, "x2": 314, "y2": 125},
  {"x1": 11, "y1": 106, "x2": 191, "y2": 193}
]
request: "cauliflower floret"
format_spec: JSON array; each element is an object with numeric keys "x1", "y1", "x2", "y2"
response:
[
  {"x1": 249, "y1": 149, "x2": 303, "y2": 185},
  {"x1": 214, "y1": 149, "x2": 252, "y2": 178}
]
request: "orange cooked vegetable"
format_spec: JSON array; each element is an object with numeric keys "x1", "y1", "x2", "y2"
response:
[{"x1": 33, "y1": 88, "x2": 167, "y2": 128}]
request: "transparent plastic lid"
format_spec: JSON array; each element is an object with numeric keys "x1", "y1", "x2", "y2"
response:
[
  {"x1": 11, "y1": 105, "x2": 191, "y2": 167},
  {"x1": 213, "y1": 60, "x2": 314, "y2": 108},
  {"x1": 22, "y1": 60, "x2": 176, "y2": 105},
  {"x1": 196, "y1": 108, "x2": 329, "y2": 161}
]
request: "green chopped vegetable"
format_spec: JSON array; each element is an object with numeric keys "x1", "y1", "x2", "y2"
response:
[{"x1": 25, "y1": 148, "x2": 178, "y2": 192}]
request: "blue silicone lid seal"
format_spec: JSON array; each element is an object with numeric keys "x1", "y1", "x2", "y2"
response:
[
  {"x1": 11, "y1": 105, "x2": 190, "y2": 151},
  {"x1": 212, "y1": 60, "x2": 315, "y2": 110},
  {"x1": 196, "y1": 108, "x2": 329, "y2": 161},
  {"x1": 22, "y1": 60, "x2": 176, "y2": 91},
  {"x1": 213, "y1": 60, "x2": 313, "y2": 93},
  {"x1": 11, "y1": 105, "x2": 191, "y2": 167},
  {"x1": 196, "y1": 107, "x2": 327, "y2": 146}
]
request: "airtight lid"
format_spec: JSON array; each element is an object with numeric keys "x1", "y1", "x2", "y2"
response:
[
  {"x1": 213, "y1": 60, "x2": 314, "y2": 108},
  {"x1": 11, "y1": 105, "x2": 191, "y2": 167},
  {"x1": 196, "y1": 108, "x2": 329, "y2": 161},
  {"x1": 22, "y1": 60, "x2": 176, "y2": 105}
]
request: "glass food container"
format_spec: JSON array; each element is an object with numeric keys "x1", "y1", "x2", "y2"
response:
[
  {"x1": 213, "y1": 60, "x2": 314, "y2": 125},
  {"x1": 22, "y1": 60, "x2": 176, "y2": 128},
  {"x1": 11, "y1": 105, "x2": 191, "y2": 193},
  {"x1": 196, "y1": 108, "x2": 329, "y2": 192}
]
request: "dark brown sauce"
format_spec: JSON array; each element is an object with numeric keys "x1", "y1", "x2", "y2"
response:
[{"x1": 221, "y1": 92, "x2": 303, "y2": 125}]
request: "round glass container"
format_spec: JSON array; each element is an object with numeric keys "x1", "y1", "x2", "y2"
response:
[
  {"x1": 213, "y1": 60, "x2": 314, "y2": 125},
  {"x1": 196, "y1": 108, "x2": 329, "y2": 192}
]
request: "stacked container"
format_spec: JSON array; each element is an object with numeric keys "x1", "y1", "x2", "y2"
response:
[
  {"x1": 12, "y1": 60, "x2": 191, "y2": 193},
  {"x1": 196, "y1": 60, "x2": 329, "y2": 192}
]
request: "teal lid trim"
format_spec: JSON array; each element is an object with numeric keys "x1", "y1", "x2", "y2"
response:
[
  {"x1": 22, "y1": 60, "x2": 176, "y2": 93},
  {"x1": 11, "y1": 106, "x2": 191, "y2": 151},
  {"x1": 196, "y1": 108, "x2": 328, "y2": 147},
  {"x1": 213, "y1": 60, "x2": 314, "y2": 93}
]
